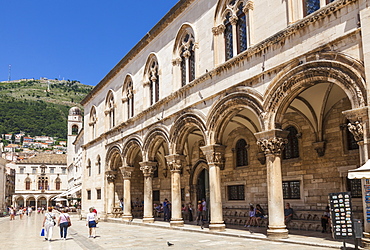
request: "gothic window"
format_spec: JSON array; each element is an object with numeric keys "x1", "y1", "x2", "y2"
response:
[
  {"x1": 145, "y1": 57, "x2": 160, "y2": 106},
  {"x1": 87, "y1": 159, "x2": 92, "y2": 177},
  {"x1": 38, "y1": 177, "x2": 48, "y2": 191},
  {"x1": 72, "y1": 125, "x2": 78, "y2": 135},
  {"x1": 97, "y1": 156, "x2": 101, "y2": 175},
  {"x1": 55, "y1": 178, "x2": 61, "y2": 190},
  {"x1": 283, "y1": 126, "x2": 300, "y2": 159},
  {"x1": 174, "y1": 25, "x2": 195, "y2": 86},
  {"x1": 89, "y1": 106, "x2": 97, "y2": 140},
  {"x1": 227, "y1": 185, "x2": 245, "y2": 200},
  {"x1": 236, "y1": 2, "x2": 247, "y2": 53},
  {"x1": 25, "y1": 178, "x2": 31, "y2": 190},
  {"x1": 303, "y1": 0, "x2": 320, "y2": 16},
  {"x1": 283, "y1": 180, "x2": 301, "y2": 199},
  {"x1": 105, "y1": 92, "x2": 115, "y2": 129},
  {"x1": 224, "y1": 13, "x2": 233, "y2": 60},
  {"x1": 221, "y1": 0, "x2": 250, "y2": 61},
  {"x1": 123, "y1": 76, "x2": 134, "y2": 119},
  {"x1": 235, "y1": 139, "x2": 248, "y2": 167}
]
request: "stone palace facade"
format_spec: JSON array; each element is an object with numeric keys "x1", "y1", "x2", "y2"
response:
[{"x1": 79, "y1": 0, "x2": 370, "y2": 239}]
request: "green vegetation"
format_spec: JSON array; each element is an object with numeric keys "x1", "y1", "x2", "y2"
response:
[{"x1": 0, "y1": 79, "x2": 93, "y2": 139}]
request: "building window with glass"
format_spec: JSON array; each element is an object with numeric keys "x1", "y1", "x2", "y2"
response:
[
  {"x1": 227, "y1": 185, "x2": 245, "y2": 200},
  {"x1": 283, "y1": 180, "x2": 301, "y2": 199}
]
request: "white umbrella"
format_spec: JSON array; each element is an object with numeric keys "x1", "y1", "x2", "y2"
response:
[{"x1": 54, "y1": 197, "x2": 68, "y2": 202}]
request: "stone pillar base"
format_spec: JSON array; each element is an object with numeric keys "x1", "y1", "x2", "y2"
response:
[
  {"x1": 170, "y1": 219, "x2": 184, "y2": 227},
  {"x1": 122, "y1": 215, "x2": 132, "y2": 222},
  {"x1": 209, "y1": 223, "x2": 226, "y2": 232},
  {"x1": 142, "y1": 217, "x2": 154, "y2": 223},
  {"x1": 267, "y1": 228, "x2": 289, "y2": 239}
]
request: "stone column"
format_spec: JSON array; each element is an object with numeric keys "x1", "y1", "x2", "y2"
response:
[
  {"x1": 119, "y1": 166, "x2": 134, "y2": 221},
  {"x1": 255, "y1": 129, "x2": 289, "y2": 239},
  {"x1": 139, "y1": 162, "x2": 157, "y2": 223},
  {"x1": 105, "y1": 170, "x2": 116, "y2": 216},
  {"x1": 166, "y1": 154, "x2": 186, "y2": 227},
  {"x1": 212, "y1": 24, "x2": 226, "y2": 66},
  {"x1": 200, "y1": 144, "x2": 225, "y2": 232},
  {"x1": 343, "y1": 107, "x2": 370, "y2": 237}
]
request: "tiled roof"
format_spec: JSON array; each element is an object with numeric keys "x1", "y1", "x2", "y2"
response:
[{"x1": 20, "y1": 153, "x2": 66, "y2": 165}]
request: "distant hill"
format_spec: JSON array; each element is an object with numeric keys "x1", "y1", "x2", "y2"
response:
[{"x1": 0, "y1": 79, "x2": 93, "y2": 139}]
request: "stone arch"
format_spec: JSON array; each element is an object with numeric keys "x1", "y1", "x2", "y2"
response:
[
  {"x1": 264, "y1": 56, "x2": 366, "y2": 130},
  {"x1": 122, "y1": 136, "x2": 143, "y2": 165},
  {"x1": 143, "y1": 126, "x2": 170, "y2": 161},
  {"x1": 106, "y1": 145, "x2": 123, "y2": 171},
  {"x1": 173, "y1": 23, "x2": 197, "y2": 57},
  {"x1": 169, "y1": 110, "x2": 207, "y2": 154},
  {"x1": 207, "y1": 89, "x2": 264, "y2": 145}
]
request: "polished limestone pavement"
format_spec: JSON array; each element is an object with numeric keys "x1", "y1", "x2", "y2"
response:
[{"x1": 0, "y1": 212, "x2": 357, "y2": 249}]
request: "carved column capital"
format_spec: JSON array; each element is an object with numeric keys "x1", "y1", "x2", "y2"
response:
[
  {"x1": 255, "y1": 129, "x2": 289, "y2": 156},
  {"x1": 212, "y1": 24, "x2": 226, "y2": 36},
  {"x1": 139, "y1": 161, "x2": 157, "y2": 177},
  {"x1": 119, "y1": 166, "x2": 134, "y2": 179},
  {"x1": 200, "y1": 144, "x2": 226, "y2": 169},
  {"x1": 348, "y1": 121, "x2": 364, "y2": 142},
  {"x1": 105, "y1": 170, "x2": 117, "y2": 183},
  {"x1": 165, "y1": 154, "x2": 186, "y2": 173},
  {"x1": 229, "y1": 15, "x2": 238, "y2": 25}
]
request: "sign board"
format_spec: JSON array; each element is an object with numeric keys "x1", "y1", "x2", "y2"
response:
[{"x1": 328, "y1": 192, "x2": 355, "y2": 239}]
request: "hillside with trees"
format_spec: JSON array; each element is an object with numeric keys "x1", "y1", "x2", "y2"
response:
[{"x1": 0, "y1": 79, "x2": 93, "y2": 139}]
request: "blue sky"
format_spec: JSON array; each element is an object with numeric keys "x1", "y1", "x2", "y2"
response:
[{"x1": 0, "y1": 1, "x2": 179, "y2": 86}]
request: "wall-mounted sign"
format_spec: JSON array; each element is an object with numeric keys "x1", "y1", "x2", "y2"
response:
[{"x1": 328, "y1": 192, "x2": 354, "y2": 239}]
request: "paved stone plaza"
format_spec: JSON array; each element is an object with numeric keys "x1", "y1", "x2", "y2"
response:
[{"x1": 0, "y1": 213, "x2": 359, "y2": 249}]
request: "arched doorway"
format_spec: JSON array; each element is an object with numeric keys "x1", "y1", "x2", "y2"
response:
[
  {"x1": 26, "y1": 197, "x2": 36, "y2": 208},
  {"x1": 38, "y1": 196, "x2": 47, "y2": 209},
  {"x1": 192, "y1": 162, "x2": 210, "y2": 220},
  {"x1": 15, "y1": 196, "x2": 24, "y2": 208}
]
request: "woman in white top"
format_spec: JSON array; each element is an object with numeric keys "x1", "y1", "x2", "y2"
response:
[
  {"x1": 42, "y1": 207, "x2": 56, "y2": 241},
  {"x1": 86, "y1": 207, "x2": 97, "y2": 238}
]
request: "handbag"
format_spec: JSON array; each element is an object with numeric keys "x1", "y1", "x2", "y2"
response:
[
  {"x1": 62, "y1": 213, "x2": 72, "y2": 227},
  {"x1": 40, "y1": 228, "x2": 45, "y2": 237}
]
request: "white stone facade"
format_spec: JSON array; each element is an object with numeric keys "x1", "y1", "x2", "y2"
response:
[
  {"x1": 79, "y1": 0, "x2": 370, "y2": 239},
  {"x1": 13, "y1": 154, "x2": 68, "y2": 208}
]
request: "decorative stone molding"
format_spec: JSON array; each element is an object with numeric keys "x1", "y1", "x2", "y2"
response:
[
  {"x1": 119, "y1": 166, "x2": 134, "y2": 179},
  {"x1": 172, "y1": 57, "x2": 182, "y2": 66},
  {"x1": 312, "y1": 141, "x2": 326, "y2": 157},
  {"x1": 200, "y1": 145, "x2": 225, "y2": 170},
  {"x1": 348, "y1": 121, "x2": 364, "y2": 142},
  {"x1": 229, "y1": 15, "x2": 238, "y2": 25},
  {"x1": 165, "y1": 154, "x2": 186, "y2": 172},
  {"x1": 139, "y1": 162, "x2": 157, "y2": 177},
  {"x1": 105, "y1": 170, "x2": 117, "y2": 183},
  {"x1": 255, "y1": 129, "x2": 289, "y2": 156}
]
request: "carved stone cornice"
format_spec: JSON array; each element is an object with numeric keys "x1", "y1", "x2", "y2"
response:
[
  {"x1": 200, "y1": 145, "x2": 225, "y2": 169},
  {"x1": 255, "y1": 129, "x2": 289, "y2": 156},
  {"x1": 172, "y1": 57, "x2": 182, "y2": 66},
  {"x1": 348, "y1": 121, "x2": 364, "y2": 142},
  {"x1": 106, "y1": 170, "x2": 117, "y2": 183},
  {"x1": 119, "y1": 166, "x2": 134, "y2": 179},
  {"x1": 165, "y1": 154, "x2": 186, "y2": 172},
  {"x1": 139, "y1": 161, "x2": 157, "y2": 177},
  {"x1": 342, "y1": 107, "x2": 369, "y2": 123}
]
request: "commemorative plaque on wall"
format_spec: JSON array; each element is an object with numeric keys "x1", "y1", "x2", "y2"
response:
[{"x1": 328, "y1": 192, "x2": 355, "y2": 239}]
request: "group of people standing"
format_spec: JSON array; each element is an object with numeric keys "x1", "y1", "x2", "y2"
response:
[{"x1": 8, "y1": 206, "x2": 34, "y2": 220}]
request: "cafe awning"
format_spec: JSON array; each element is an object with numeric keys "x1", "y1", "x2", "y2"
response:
[{"x1": 348, "y1": 159, "x2": 370, "y2": 179}]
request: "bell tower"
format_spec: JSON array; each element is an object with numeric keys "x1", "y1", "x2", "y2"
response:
[{"x1": 67, "y1": 107, "x2": 83, "y2": 167}]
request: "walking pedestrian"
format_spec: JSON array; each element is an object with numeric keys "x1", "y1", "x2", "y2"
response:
[
  {"x1": 196, "y1": 201, "x2": 202, "y2": 225},
  {"x1": 42, "y1": 207, "x2": 56, "y2": 241},
  {"x1": 86, "y1": 207, "x2": 97, "y2": 238},
  {"x1": 201, "y1": 198, "x2": 207, "y2": 221},
  {"x1": 9, "y1": 207, "x2": 15, "y2": 220},
  {"x1": 58, "y1": 209, "x2": 71, "y2": 240}
]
